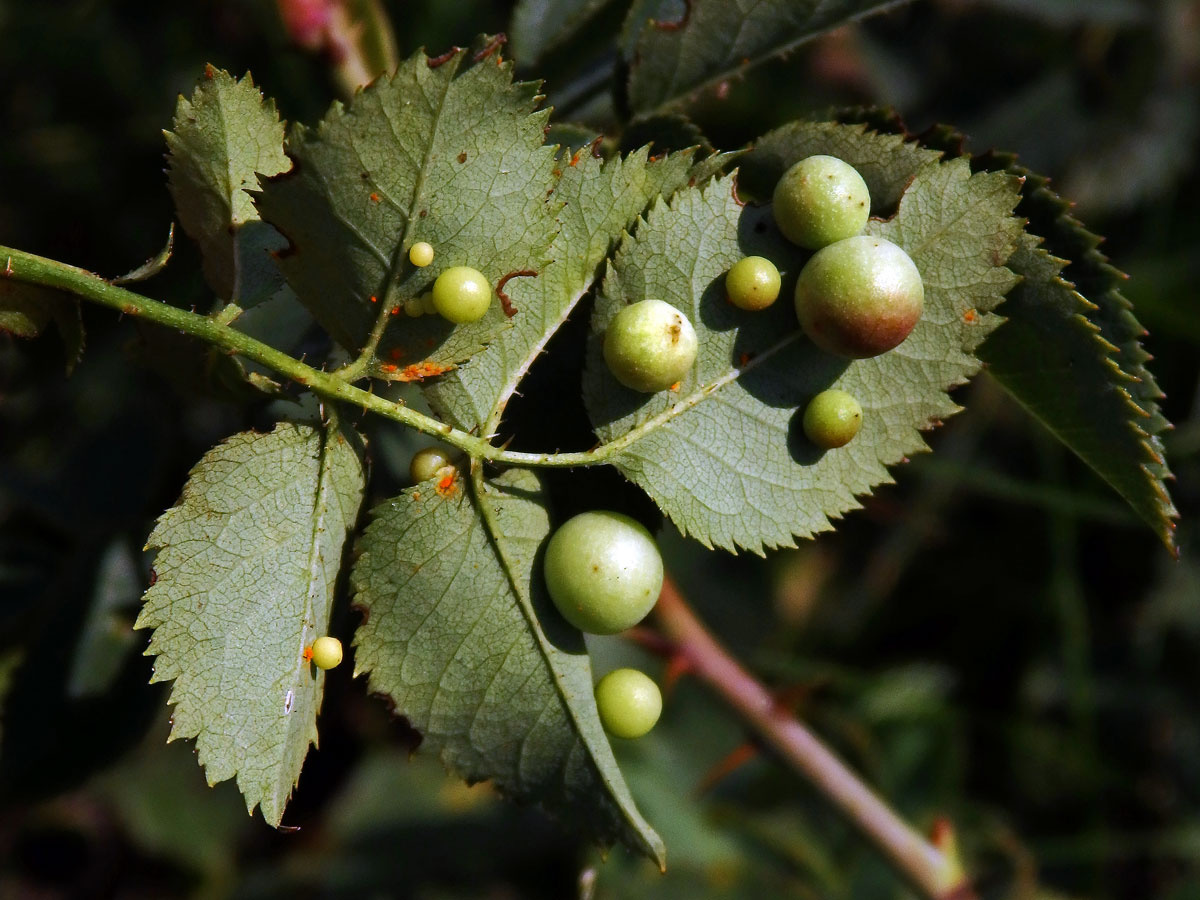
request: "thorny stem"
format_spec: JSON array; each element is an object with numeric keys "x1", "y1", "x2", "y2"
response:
[
  {"x1": 1, "y1": 244, "x2": 631, "y2": 468},
  {"x1": 2, "y1": 244, "x2": 798, "y2": 471},
  {"x1": 652, "y1": 575, "x2": 976, "y2": 900},
  {"x1": 331, "y1": 280, "x2": 402, "y2": 382}
]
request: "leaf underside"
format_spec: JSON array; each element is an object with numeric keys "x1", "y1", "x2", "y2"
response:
[
  {"x1": 624, "y1": 0, "x2": 911, "y2": 115},
  {"x1": 351, "y1": 468, "x2": 665, "y2": 865},
  {"x1": 254, "y1": 44, "x2": 561, "y2": 367},
  {"x1": 136, "y1": 421, "x2": 365, "y2": 825},
  {"x1": 425, "y1": 145, "x2": 704, "y2": 431},
  {"x1": 165, "y1": 69, "x2": 291, "y2": 307},
  {"x1": 583, "y1": 122, "x2": 1023, "y2": 553},
  {"x1": 856, "y1": 115, "x2": 1178, "y2": 550}
]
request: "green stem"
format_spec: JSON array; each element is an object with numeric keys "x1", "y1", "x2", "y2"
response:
[
  {"x1": 3, "y1": 244, "x2": 799, "y2": 473},
  {"x1": 0, "y1": 244, "x2": 581, "y2": 467}
]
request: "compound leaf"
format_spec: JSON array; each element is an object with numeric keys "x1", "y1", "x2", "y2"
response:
[
  {"x1": 584, "y1": 124, "x2": 1022, "y2": 552},
  {"x1": 254, "y1": 42, "x2": 560, "y2": 368},
  {"x1": 624, "y1": 0, "x2": 910, "y2": 115},
  {"x1": 135, "y1": 421, "x2": 365, "y2": 825},
  {"x1": 351, "y1": 467, "x2": 664, "y2": 865},
  {"x1": 165, "y1": 68, "x2": 290, "y2": 307},
  {"x1": 425, "y1": 146, "x2": 702, "y2": 430}
]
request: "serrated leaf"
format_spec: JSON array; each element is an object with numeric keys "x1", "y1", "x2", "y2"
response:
[
  {"x1": 254, "y1": 44, "x2": 560, "y2": 368},
  {"x1": 624, "y1": 0, "x2": 910, "y2": 115},
  {"x1": 511, "y1": 0, "x2": 621, "y2": 64},
  {"x1": 425, "y1": 146, "x2": 700, "y2": 430},
  {"x1": 351, "y1": 467, "x2": 664, "y2": 864},
  {"x1": 135, "y1": 421, "x2": 365, "y2": 825},
  {"x1": 887, "y1": 117, "x2": 1178, "y2": 549},
  {"x1": 165, "y1": 68, "x2": 291, "y2": 306},
  {"x1": 978, "y1": 236, "x2": 1174, "y2": 542},
  {"x1": 584, "y1": 140, "x2": 1021, "y2": 552},
  {"x1": 980, "y1": 161, "x2": 1176, "y2": 548}
]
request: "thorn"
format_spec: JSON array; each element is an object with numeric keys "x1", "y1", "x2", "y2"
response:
[{"x1": 696, "y1": 742, "x2": 758, "y2": 795}]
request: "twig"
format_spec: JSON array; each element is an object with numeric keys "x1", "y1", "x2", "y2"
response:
[{"x1": 651, "y1": 575, "x2": 975, "y2": 900}]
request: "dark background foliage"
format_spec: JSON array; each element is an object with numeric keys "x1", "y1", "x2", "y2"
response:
[{"x1": 1, "y1": 1, "x2": 1198, "y2": 897}]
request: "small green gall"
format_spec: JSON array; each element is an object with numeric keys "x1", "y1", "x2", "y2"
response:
[
  {"x1": 726, "y1": 256, "x2": 781, "y2": 311},
  {"x1": 544, "y1": 511, "x2": 663, "y2": 635},
  {"x1": 595, "y1": 668, "x2": 662, "y2": 739},
  {"x1": 773, "y1": 155, "x2": 870, "y2": 250},
  {"x1": 603, "y1": 298, "x2": 698, "y2": 393},
  {"x1": 802, "y1": 389, "x2": 863, "y2": 449},
  {"x1": 794, "y1": 235, "x2": 924, "y2": 358},
  {"x1": 432, "y1": 266, "x2": 492, "y2": 324},
  {"x1": 409, "y1": 241, "x2": 435, "y2": 267}
]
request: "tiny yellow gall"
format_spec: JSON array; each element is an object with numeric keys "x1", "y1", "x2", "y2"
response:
[
  {"x1": 311, "y1": 636, "x2": 343, "y2": 670},
  {"x1": 409, "y1": 241, "x2": 435, "y2": 267}
]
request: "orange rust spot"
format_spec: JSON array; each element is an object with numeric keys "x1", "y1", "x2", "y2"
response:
[
  {"x1": 380, "y1": 363, "x2": 398, "y2": 373},
  {"x1": 204, "y1": 63, "x2": 216, "y2": 79},
  {"x1": 390, "y1": 305, "x2": 400, "y2": 315},
  {"x1": 963, "y1": 308, "x2": 978, "y2": 323},
  {"x1": 397, "y1": 361, "x2": 454, "y2": 382},
  {"x1": 369, "y1": 295, "x2": 378, "y2": 303},
  {"x1": 569, "y1": 149, "x2": 582, "y2": 167},
  {"x1": 369, "y1": 192, "x2": 381, "y2": 203},
  {"x1": 302, "y1": 646, "x2": 314, "y2": 662},
  {"x1": 122, "y1": 304, "x2": 139, "y2": 315},
  {"x1": 552, "y1": 167, "x2": 562, "y2": 177},
  {"x1": 435, "y1": 473, "x2": 458, "y2": 497},
  {"x1": 668, "y1": 381, "x2": 681, "y2": 392},
  {"x1": 457, "y1": 151, "x2": 467, "y2": 164},
  {"x1": 412, "y1": 491, "x2": 421, "y2": 501}
]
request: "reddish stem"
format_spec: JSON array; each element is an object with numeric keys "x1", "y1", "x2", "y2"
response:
[{"x1": 652, "y1": 575, "x2": 975, "y2": 900}]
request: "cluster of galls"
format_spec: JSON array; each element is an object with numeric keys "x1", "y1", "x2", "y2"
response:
[
  {"x1": 398, "y1": 241, "x2": 496, "y2": 324},
  {"x1": 404, "y1": 158, "x2": 928, "y2": 741},
  {"x1": 602, "y1": 154, "x2": 926, "y2": 451}
]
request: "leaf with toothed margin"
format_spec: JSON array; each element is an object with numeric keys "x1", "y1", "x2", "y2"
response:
[
  {"x1": 253, "y1": 40, "x2": 561, "y2": 368},
  {"x1": 135, "y1": 421, "x2": 365, "y2": 826},
  {"x1": 583, "y1": 129, "x2": 1022, "y2": 553},
  {"x1": 847, "y1": 114, "x2": 1178, "y2": 551},
  {"x1": 977, "y1": 149, "x2": 1178, "y2": 550},
  {"x1": 350, "y1": 467, "x2": 665, "y2": 865},
  {"x1": 165, "y1": 68, "x2": 291, "y2": 307},
  {"x1": 623, "y1": 0, "x2": 911, "y2": 115},
  {"x1": 424, "y1": 146, "x2": 706, "y2": 430}
]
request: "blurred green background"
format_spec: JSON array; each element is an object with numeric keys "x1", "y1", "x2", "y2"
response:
[{"x1": 2, "y1": 1, "x2": 1199, "y2": 897}]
